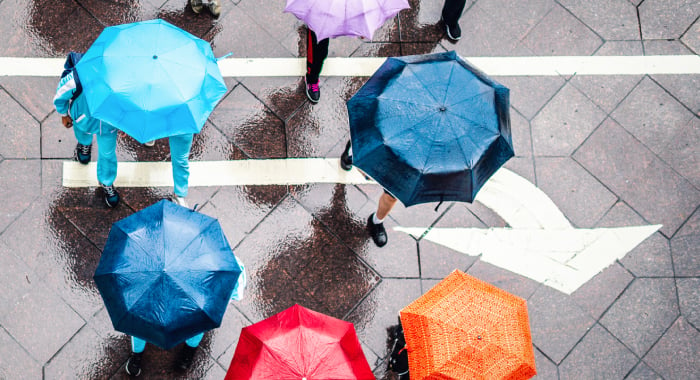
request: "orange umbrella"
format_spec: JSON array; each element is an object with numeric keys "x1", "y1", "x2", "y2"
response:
[{"x1": 399, "y1": 270, "x2": 536, "y2": 380}]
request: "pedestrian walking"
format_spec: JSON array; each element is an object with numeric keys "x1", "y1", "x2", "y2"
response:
[
  {"x1": 125, "y1": 333, "x2": 204, "y2": 376},
  {"x1": 53, "y1": 52, "x2": 120, "y2": 208},
  {"x1": 340, "y1": 142, "x2": 396, "y2": 247},
  {"x1": 168, "y1": 134, "x2": 194, "y2": 208},
  {"x1": 442, "y1": 0, "x2": 467, "y2": 41},
  {"x1": 190, "y1": 0, "x2": 221, "y2": 17},
  {"x1": 305, "y1": 27, "x2": 329, "y2": 103}
]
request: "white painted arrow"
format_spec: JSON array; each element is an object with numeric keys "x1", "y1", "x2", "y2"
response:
[
  {"x1": 395, "y1": 169, "x2": 661, "y2": 294},
  {"x1": 62, "y1": 160, "x2": 661, "y2": 294}
]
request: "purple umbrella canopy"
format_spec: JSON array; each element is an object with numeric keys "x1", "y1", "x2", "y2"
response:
[{"x1": 284, "y1": 0, "x2": 410, "y2": 40}]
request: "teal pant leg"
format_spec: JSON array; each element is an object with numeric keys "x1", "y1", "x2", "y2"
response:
[
  {"x1": 131, "y1": 336, "x2": 147, "y2": 353},
  {"x1": 72, "y1": 125, "x2": 93, "y2": 146},
  {"x1": 169, "y1": 134, "x2": 193, "y2": 197},
  {"x1": 185, "y1": 333, "x2": 204, "y2": 348},
  {"x1": 95, "y1": 124, "x2": 119, "y2": 186}
]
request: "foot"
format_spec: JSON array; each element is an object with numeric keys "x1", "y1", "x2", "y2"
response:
[
  {"x1": 367, "y1": 213, "x2": 388, "y2": 247},
  {"x1": 125, "y1": 352, "x2": 142, "y2": 377},
  {"x1": 305, "y1": 77, "x2": 320, "y2": 103},
  {"x1": 190, "y1": 0, "x2": 203, "y2": 13},
  {"x1": 143, "y1": 140, "x2": 155, "y2": 147},
  {"x1": 207, "y1": 0, "x2": 221, "y2": 17},
  {"x1": 75, "y1": 143, "x2": 92, "y2": 164},
  {"x1": 340, "y1": 140, "x2": 353, "y2": 171},
  {"x1": 102, "y1": 184, "x2": 120, "y2": 208},
  {"x1": 176, "y1": 345, "x2": 197, "y2": 371},
  {"x1": 444, "y1": 21, "x2": 461, "y2": 41},
  {"x1": 171, "y1": 195, "x2": 189, "y2": 208}
]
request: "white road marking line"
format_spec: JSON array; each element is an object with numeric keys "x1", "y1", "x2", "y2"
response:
[{"x1": 3, "y1": 55, "x2": 699, "y2": 77}]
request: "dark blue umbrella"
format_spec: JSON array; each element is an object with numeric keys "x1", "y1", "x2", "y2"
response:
[
  {"x1": 346, "y1": 51, "x2": 513, "y2": 207},
  {"x1": 94, "y1": 200, "x2": 242, "y2": 349}
]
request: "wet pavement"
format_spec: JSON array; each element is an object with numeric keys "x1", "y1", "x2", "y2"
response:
[{"x1": 0, "y1": 0, "x2": 699, "y2": 379}]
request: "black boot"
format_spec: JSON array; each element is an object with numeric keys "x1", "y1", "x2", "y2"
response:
[
  {"x1": 125, "y1": 352, "x2": 142, "y2": 377},
  {"x1": 176, "y1": 345, "x2": 197, "y2": 371},
  {"x1": 367, "y1": 213, "x2": 388, "y2": 247},
  {"x1": 340, "y1": 140, "x2": 353, "y2": 171}
]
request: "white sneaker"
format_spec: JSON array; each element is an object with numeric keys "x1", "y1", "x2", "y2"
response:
[
  {"x1": 144, "y1": 140, "x2": 155, "y2": 147},
  {"x1": 172, "y1": 195, "x2": 189, "y2": 208}
]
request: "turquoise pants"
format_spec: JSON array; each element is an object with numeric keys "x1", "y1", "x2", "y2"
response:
[
  {"x1": 131, "y1": 333, "x2": 204, "y2": 353},
  {"x1": 73, "y1": 122, "x2": 118, "y2": 186},
  {"x1": 169, "y1": 134, "x2": 194, "y2": 197}
]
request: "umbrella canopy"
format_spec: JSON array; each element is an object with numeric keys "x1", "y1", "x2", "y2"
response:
[
  {"x1": 94, "y1": 200, "x2": 242, "y2": 349},
  {"x1": 226, "y1": 304, "x2": 374, "y2": 380},
  {"x1": 400, "y1": 270, "x2": 536, "y2": 380},
  {"x1": 284, "y1": 0, "x2": 410, "y2": 40},
  {"x1": 347, "y1": 51, "x2": 513, "y2": 207},
  {"x1": 76, "y1": 19, "x2": 227, "y2": 143}
]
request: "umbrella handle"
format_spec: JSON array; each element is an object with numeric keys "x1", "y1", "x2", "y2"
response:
[{"x1": 216, "y1": 52, "x2": 233, "y2": 61}]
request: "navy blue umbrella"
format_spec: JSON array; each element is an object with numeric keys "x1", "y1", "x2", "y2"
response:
[
  {"x1": 94, "y1": 200, "x2": 242, "y2": 349},
  {"x1": 347, "y1": 51, "x2": 513, "y2": 206}
]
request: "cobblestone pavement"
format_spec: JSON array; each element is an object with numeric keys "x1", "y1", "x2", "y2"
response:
[{"x1": 0, "y1": 0, "x2": 698, "y2": 379}]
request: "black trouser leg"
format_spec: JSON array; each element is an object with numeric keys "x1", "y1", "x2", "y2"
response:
[
  {"x1": 306, "y1": 28, "x2": 329, "y2": 84},
  {"x1": 441, "y1": 0, "x2": 467, "y2": 28}
]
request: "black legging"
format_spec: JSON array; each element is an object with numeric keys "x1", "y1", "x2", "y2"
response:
[
  {"x1": 306, "y1": 28, "x2": 329, "y2": 84},
  {"x1": 441, "y1": 0, "x2": 467, "y2": 28}
]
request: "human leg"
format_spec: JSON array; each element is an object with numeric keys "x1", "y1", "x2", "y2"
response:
[
  {"x1": 72, "y1": 126, "x2": 93, "y2": 164},
  {"x1": 126, "y1": 336, "x2": 146, "y2": 376},
  {"x1": 441, "y1": 0, "x2": 467, "y2": 40},
  {"x1": 95, "y1": 125, "x2": 120, "y2": 207},
  {"x1": 305, "y1": 28, "x2": 329, "y2": 103},
  {"x1": 169, "y1": 134, "x2": 194, "y2": 200},
  {"x1": 368, "y1": 191, "x2": 397, "y2": 247},
  {"x1": 177, "y1": 333, "x2": 204, "y2": 371}
]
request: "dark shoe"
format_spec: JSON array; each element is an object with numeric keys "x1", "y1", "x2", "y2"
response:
[
  {"x1": 102, "y1": 184, "x2": 120, "y2": 208},
  {"x1": 367, "y1": 213, "x2": 388, "y2": 247},
  {"x1": 445, "y1": 21, "x2": 462, "y2": 41},
  {"x1": 75, "y1": 143, "x2": 92, "y2": 164},
  {"x1": 207, "y1": 0, "x2": 221, "y2": 17},
  {"x1": 125, "y1": 352, "x2": 142, "y2": 377},
  {"x1": 190, "y1": 0, "x2": 203, "y2": 13},
  {"x1": 176, "y1": 345, "x2": 197, "y2": 371},
  {"x1": 305, "y1": 77, "x2": 320, "y2": 103},
  {"x1": 340, "y1": 141, "x2": 353, "y2": 171}
]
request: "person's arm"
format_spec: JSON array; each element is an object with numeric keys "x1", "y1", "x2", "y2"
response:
[{"x1": 53, "y1": 72, "x2": 77, "y2": 128}]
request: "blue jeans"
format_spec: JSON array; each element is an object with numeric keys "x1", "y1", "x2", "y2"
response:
[
  {"x1": 169, "y1": 134, "x2": 194, "y2": 197},
  {"x1": 131, "y1": 333, "x2": 204, "y2": 353},
  {"x1": 73, "y1": 122, "x2": 118, "y2": 186}
]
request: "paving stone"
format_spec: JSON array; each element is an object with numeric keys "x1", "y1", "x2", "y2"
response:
[
  {"x1": 418, "y1": 238, "x2": 479, "y2": 279},
  {"x1": 452, "y1": 4, "x2": 531, "y2": 57},
  {"x1": 638, "y1": 0, "x2": 700, "y2": 39},
  {"x1": 0, "y1": 159, "x2": 40, "y2": 233},
  {"x1": 626, "y1": 361, "x2": 664, "y2": 380},
  {"x1": 0, "y1": 76, "x2": 57, "y2": 122},
  {"x1": 400, "y1": 42, "x2": 447, "y2": 56},
  {"x1": 0, "y1": 88, "x2": 40, "y2": 159},
  {"x1": 346, "y1": 278, "x2": 422, "y2": 358},
  {"x1": 504, "y1": 156, "x2": 536, "y2": 184},
  {"x1": 77, "y1": 0, "x2": 161, "y2": 26},
  {"x1": 571, "y1": 263, "x2": 633, "y2": 320},
  {"x1": 533, "y1": 347, "x2": 559, "y2": 380},
  {"x1": 510, "y1": 108, "x2": 532, "y2": 158},
  {"x1": 398, "y1": 0, "x2": 459, "y2": 42},
  {"x1": 559, "y1": 0, "x2": 640, "y2": 40},
  {"x1": 496, "y1": 76, "x2": 566, "y2": 121},
  {"x1": 0, "y1": 0, "x2": 103, "y2": 57},
  {"x1": 559, "y1": 324, "x2": 638, "y2": 380},
  {"x1": 676, "y1": 278, "x2": 700, "y2": 328},
  {"x1": 643, "y1": 317, "x2": 700, "y2": 380},
  {"x1": 238, "y1": 77, "x2": 307, "y2": 121},
  {"x1": 595, "y1": 40, "x2": 644, "y2": 55},
  {"x1": 532, "y1": 84, "x2": 607, "y2": 156},
  {"x1": 528, "y1": 285, "x2": 596, "y2": 364},
  {"x1": 209, "y1": 84, "x2": 287, "y2": 158},
  {"x1": 159, "y1": 0, "x2": 225, "y2": 39},
  {"x1": 0, "y1": 199, "x2": 104, "y2": 319},
  {"x1": 643, "y1": 39, "x2": 695, "y2": 54},
  {"x1": 0, "y1": 327, "x2": 42, "y2": 379},
  {"x1": 237, "y1": 0, "x2": 299, "y2": 43},
  {"x1": 600, "y1": 278, "x2": 679, "y2": 356},
  {"x1": 0, "y1": 242, "x2": 85, "y2": 363},
  {"x1": 208, "y1": 304, "x2": 251, "y2": 370},
  {"x1": 671, "y1": 209, "x2": 700, "y2": 276},
  {"x1": 573, "y1": 118, "x2": 700, "y2": 237},
  {"x1": 650, "y1": 74, "x2": 700, "y2": 115},
  {"x1": 592, "y1": 200, "x2": 672, "y2": 278},
  {"x1": 535, "y1": 157, "x2": 617, "y2": 228},
  {"x1": 522, "y1": 4, "x2": 603, "y2": 56},
  {"x1": 44, "y1": 324, "x2": 126, "y2": 379},
  {"x1": 612, "y1": 77, "x2": 699, "y2": 189},
  {"x1": 681, "y1": 18, "x2": 700, "y2": 54},
  {"x1": 59, "y1": 200, "x2": 136, "y2": 249},
  {"x1": 476, "y1": 0, "x2": 555, "y2": 40},
  {"x1": 569, "y1": 74, "x2": 642, "y2": 114},
  {"x1": 466, "y1": 260, "x2": 541, "y2": 300}
]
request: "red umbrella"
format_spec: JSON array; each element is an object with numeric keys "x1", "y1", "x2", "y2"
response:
[{"x1": 226, "y1": 304, "x2": 374, "y2": 380}]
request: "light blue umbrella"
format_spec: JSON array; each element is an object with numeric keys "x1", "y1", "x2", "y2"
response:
[{"x1": 76, "y1": 19, "x2": 227, "y2": 143}]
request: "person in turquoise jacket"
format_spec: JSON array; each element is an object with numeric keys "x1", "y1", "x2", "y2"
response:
[{"x1": 53, "y1": 53, "x2": 120, "y2": 207}]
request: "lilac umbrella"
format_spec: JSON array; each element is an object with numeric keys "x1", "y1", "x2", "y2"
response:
[{"x1": 284, "y1": 0, "x2": 410, "y2": 41}]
